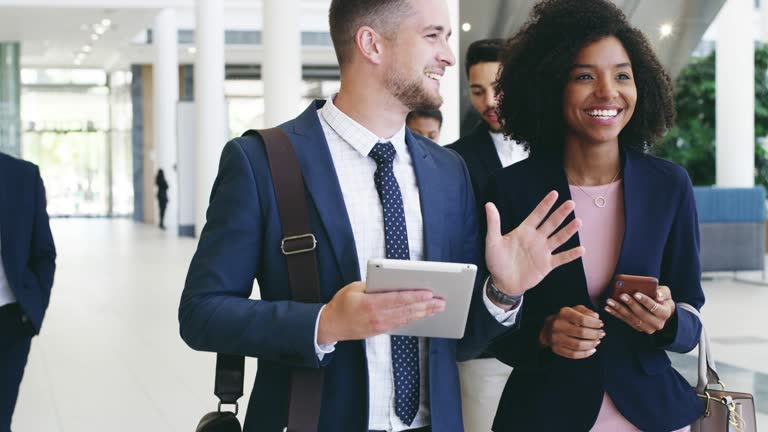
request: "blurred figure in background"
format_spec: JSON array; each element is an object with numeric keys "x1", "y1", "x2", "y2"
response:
[
  {"x1": 406, "y1": 109, "x2": 443, "y2": 142},
  {"x1": 155, "y1": 169, "x2": 168, "y2": 230},
  {"x1": 447, "y1": 39, "x2": 527, "y2": 211}
]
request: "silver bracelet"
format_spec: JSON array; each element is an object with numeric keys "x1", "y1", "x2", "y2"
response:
[{"x1": 487, "y1": 278, "x2": 524, "y2": 306}]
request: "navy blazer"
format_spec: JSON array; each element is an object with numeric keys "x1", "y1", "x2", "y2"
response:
[
  {"x1": 487, "y1": 147, "x2": 704, "y2": 432},
  {"x1": 446, "y1": 122, "x2": 502, "y2": 208},
  {"x1": 179, "y1": 100, "x2": 515, "y2": 431},
  {"x1": 0, "y1": 153, "x2": 56, "y2": 333}
]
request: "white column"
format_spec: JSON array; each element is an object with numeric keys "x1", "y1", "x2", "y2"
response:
[
  {"x1": 716, "y1": 0, "x2": 755, "y2": 187},
  {"x1": 263, "y1": 0, "x2": 302, "y2": 127},
  {"x1": 153, "y1": 8, "x2": 179, "y2": 231},
  {"x1": 439, "y1": 0, "x2": 460, "y2": 145},
  {"x1": 761, "y1": 0, "x2": 768, "y2": 43},
  {"x1": 195, "y1": 0, "x2": 226, "y2": 236}
]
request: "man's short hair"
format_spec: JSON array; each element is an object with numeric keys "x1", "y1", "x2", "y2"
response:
[
  {"x1": 406, "y1": 109, "x2": 444, "y2": 127},
  {"x1": 329, "y1": 0, "x2": 412, "y2": 66},
  {"x1": 464, "y1": 38, "x2": 505, "y2": 76}
]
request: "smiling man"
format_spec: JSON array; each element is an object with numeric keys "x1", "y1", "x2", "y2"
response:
[
  {"x1": 447, "y1": 39, "x2": 528, "y2": 208},
  {"x1": 180, "y1": 1, "x2": 585, "y2": 431}
]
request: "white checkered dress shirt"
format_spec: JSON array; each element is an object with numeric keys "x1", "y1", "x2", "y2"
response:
[{"x1": 313, "y1": 96, "x2": 519, "y2": 431}]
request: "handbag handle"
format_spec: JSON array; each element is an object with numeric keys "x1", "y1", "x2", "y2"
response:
[{"x1": 676, "y1": 302, "x2": 721, "y2": 393}]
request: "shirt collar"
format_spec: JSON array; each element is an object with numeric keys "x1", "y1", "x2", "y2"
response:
[{"x1": 320, "y1": 94, "x2": 407, "y2": 158}]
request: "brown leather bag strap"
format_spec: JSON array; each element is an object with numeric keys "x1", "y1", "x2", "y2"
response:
[
  {"x1": 211, "y1": 128, "x2": 323, "y2": 432},
  {"x1": 256, "y1": 127, "x2": 324, "y2": 431}
]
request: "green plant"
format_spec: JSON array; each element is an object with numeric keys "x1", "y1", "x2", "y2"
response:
[{"x1": 657, "y1": 43, "x2": 768, "y2": 187}]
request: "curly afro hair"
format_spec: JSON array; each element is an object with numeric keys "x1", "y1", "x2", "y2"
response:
[{"x1": 496, "y1": 0, "x2": 675, "y2": 158}]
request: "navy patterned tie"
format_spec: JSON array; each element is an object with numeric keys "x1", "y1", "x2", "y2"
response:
[{"x1": 369, "y1": 141, "x2": 420, "y2": 426}]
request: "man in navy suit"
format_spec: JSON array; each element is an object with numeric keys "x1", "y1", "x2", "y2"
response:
[
  {"x1": 0, "y1": 153, "x2": 56, "y2": 432},
  {"x1": 179, "y1": 0, "x2": 583, "y2": 430},
  {"x1": 447, "y1": 39, "x2": 528, "y2": 208}
]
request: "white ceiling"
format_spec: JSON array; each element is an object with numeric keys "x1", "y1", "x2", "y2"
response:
[
  {"x1": 459, "y1": 0, "x2": 727, "y2": 78},
  {"x1": 0, "y1": 0, "x2": 335, "y2": 70},
  {"x1": 0, "y1": 0, "x2": 725, "y2": 73}
]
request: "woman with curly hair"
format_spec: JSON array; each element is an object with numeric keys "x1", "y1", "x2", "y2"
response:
[{"x1": 484, "y1": 0, "x2": 704, "y2": 430}]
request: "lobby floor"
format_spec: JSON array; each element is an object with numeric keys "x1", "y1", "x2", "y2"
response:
[{"x1": 11, "y1": 219, "x2": 768, "y2": 431}]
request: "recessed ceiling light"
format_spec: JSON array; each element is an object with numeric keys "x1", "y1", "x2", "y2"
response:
[
  {"x1": 660, "y1": 23, "x2": 673, "y2": 38},
  {"x1": 187, "y1": 47, "x2": 197, "y2": 54},
  {"x1": 94, "y1": 25, "x2": 106, "y2": 35},
  {"x1": 90, "y1": 34, "x2": 99, "y2": 41},
  {"x1": 76, "y1": 52, "x2": 86, "y2": 59},
  {"x1": 101, "y1": 19, "x2": 112, "y2": 27},
  {"x1": 461, "y1": 22, "x2": 472, "y2": 32},
  {"x1": 82, "y1": 45, "x2": 92, "y2": 53}
]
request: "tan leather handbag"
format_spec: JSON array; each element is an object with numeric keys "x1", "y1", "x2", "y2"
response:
[{"x1": 677, "y1": 303, "x2": 757, "y2": 432}]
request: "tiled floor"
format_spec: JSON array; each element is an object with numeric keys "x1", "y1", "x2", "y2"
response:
[{"x1": 10, "y1": 219, "x2": 768, "y2": 431}]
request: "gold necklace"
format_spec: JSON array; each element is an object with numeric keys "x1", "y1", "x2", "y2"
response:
[{"x1": 568, "y1": 169, "x2": 622, "y2": 208}]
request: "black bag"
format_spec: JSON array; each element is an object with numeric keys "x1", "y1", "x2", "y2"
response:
[
  {"x1": 196, "y1": 354, "x2": 244, "y2": 432},
  {"x1": 196, "y1": 128, "x2": 324, "y2": 432}
]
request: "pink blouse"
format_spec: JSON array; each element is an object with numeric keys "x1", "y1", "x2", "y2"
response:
[{"x1": 569, "y1": 180, "x2": 689, "y2": 432}]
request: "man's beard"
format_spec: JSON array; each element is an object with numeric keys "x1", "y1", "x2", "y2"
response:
[{"x1": 384, "y1": 64, "x2": 443, "y2": 111}]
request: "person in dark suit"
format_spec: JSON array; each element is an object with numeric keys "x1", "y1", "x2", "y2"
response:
[
  {"x1": 179, "y1": 0, "x2": 584, "y2": 430},
  {"x1": 447, "y1": 39, "x2": 528, "y2": 209},
  {"x1": 487, "y1": 1, "x2": 703, "y2": 431},
  {"x1": 155, "y1": 169, "x2": 169, "y2": 230},
  {"x1": 0, "y1": 153, "x2": 56, "y2": 432},
  {"x1": 447, "y1": 38, "x2": 529, "y2": 432}
]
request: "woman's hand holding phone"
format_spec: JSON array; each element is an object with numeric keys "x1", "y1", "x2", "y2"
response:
[{"x1": 605, "y1": 276, "x2": 676, "y2": 334}]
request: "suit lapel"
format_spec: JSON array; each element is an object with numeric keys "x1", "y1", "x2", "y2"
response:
[
  {"x1": 540, "y1": 158, "x2": 592, "y2": 305},
  {"x1": 606, "y1": 148, "x2": 637, "y2": 298},
  {"x1": 406, "y1": 130, "x2": 444, "y2": 262},
  {"x1": 284, "y1": 101, "x2": 361, "y2": 283},
  {"x1": 473, "y1": 125, "x2": 503, "y2": 173}
]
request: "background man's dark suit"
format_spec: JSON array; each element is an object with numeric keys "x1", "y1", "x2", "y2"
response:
[
  {"x1": 446, "y1": 123, "x2": 502, "y2": 208},
  {"x1": 0, "y1": 153, "x2": 56, "y2": 431}
]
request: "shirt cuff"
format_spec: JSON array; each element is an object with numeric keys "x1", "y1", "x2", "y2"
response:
[
  {"x1": 314, "y1": 304, "x2": 337, "y2": 360},
  {"x1": 482, "y1": 277, "x2": 523, "y2": 326}
]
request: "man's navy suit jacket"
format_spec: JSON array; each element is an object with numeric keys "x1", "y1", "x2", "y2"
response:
[
  {"x1": 487, "y1": 148, "x2": 705, "y2": 432},
  {"x1": 179, "y1": 100, "x2": 515, "y2": 431},
  {"x1": 0, "y1": 153, "x2": 56, "y2": 333}
]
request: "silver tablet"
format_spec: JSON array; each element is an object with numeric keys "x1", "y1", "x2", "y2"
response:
[{"x1": 365, "y1": 258, "x2": 478, "y2": 339}]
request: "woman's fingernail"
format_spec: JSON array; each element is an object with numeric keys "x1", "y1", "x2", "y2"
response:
[
  {"x1": 621, "y1": 294, "x2": 631, "y2": 302},
  {"x1": 634, "y1": 293, "x2": 642, "y2": 300},
  {"x1": 606, "y1": 299, "x2": 615, "y2": 307}
]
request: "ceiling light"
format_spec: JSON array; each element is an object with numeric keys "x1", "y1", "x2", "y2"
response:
[
  {"x1": 94, "y1": 25, "x2": 106, "y2": 35},
  {"x1": 82, "y1": 45, "x2": 92, "y2": 53},
  {"x1": 461, "y1": 22, "x2": 472, "y2": 32},
  {"x1": 187, "y1": 47, "x2": 197, "y2": 54},
  {"x1": 76, "y1": 52, "x2": 86, "y2": 59},
  {"x1": 74, "y1": 58, "x2": 82, "y2": 65},
  {"x1": 101, "y1": 19, "x2": 112, "y2": 27},
  {"x1": 659, "y1": 23, "x2": 673, "y2": 39},
  {"x1": 90, "y1": 33, "x2": 99, "y2": 41}
]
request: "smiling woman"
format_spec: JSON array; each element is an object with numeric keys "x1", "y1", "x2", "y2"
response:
[{"x1": 485, "y1": 0, "x2": 705, "y2": 431}]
